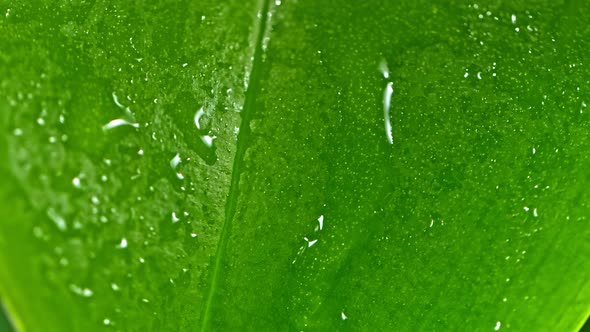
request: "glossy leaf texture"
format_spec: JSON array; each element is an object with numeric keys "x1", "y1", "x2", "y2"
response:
[{"x1": 1, "y1": 0, "x2": 589, "y2": 331}]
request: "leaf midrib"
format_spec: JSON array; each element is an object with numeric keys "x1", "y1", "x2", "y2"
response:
[{"x1": 199, "y1": 0, "x2": 272, "y2": 330}]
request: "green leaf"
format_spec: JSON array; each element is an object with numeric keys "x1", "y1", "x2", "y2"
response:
[{"x1": 1, "y1": 0, "x2": 589, "y2": 331}]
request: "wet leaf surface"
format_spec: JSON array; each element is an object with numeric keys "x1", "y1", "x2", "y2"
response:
[{"x1": 1, "y1": 0, "x2": 589, "y2": 331}]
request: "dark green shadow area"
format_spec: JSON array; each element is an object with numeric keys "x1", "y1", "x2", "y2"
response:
[{"x1": 0, "y1": 302, "x2": 14, "y2": 332}]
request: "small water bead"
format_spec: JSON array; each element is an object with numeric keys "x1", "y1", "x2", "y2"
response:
[
  {"x1": 494, "y1": 321, "x2": 502, "y2": 331},
  {"x1": 71, "y1": 177, "x2": 80, "y2": 188},
  {"x1": 69, "y1": 284, "x2": 93, "y2": 297},
  {"x1": 117, "y1": 238, "x2": 128, "y2": 249}
]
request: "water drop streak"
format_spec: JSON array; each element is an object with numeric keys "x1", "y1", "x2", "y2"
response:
[
  {"x1": 383, "y1": 82, "x2": 394, "y2": 144},
  {"x1": 199, "y1": 0, "x2": 272, "y2": 330}
]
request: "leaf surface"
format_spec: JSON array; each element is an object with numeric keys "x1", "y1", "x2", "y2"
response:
[{"x1": 0, "y1": 0, "x2": 589, "y2": 331}]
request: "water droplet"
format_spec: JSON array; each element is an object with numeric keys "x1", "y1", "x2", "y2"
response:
[
  {"x1": 5, "y1": 8, "x2": 11, "y2": 17},
  {"x1": 304, "y1": 237, "x2": 318, "y2": 248},
  {"x1": 139, "y1": 257, "x2": 145, "y2": 263},
  {"x1": 112, "y1": 92, "x2": 125, "y2": 108},
  {"x1": 111, "y1": 283, "x2": 120, "y2": 291},
  {"x1": 69, "y1": 284, "x2": 93, "y2": 297},
  {"x1": 103, "y1": 318, "x2": 111, "y2": 325},
  {"x1": 13, "y1": 128, "x2": 23, "y2": 136},
  {"x1": 511, "y1": 14, "x2": 516, "y2": 24},
  {"x1": 194, "y1": 107, "x2": 205, "y2": 130},
  {"x1": 190, "y1": 233, "x2": 197, "y2": 238},
  {"x1": 117, "y1": 238, "x2": 128, "y2": 249},
  {"x1": 494, "y1": 321, "x2": 501, "y2": 331},
  {"x1": 201, "y1": 135, "x2": 216, "y2": 147},
  {"x1": 341, "y1": 311, "x2": 348, "y2": 320},
  {"x1": 317, "y1": 215, "x2": 324, "y2": 230},
  {"x1": 379, "y1": 59, "x2": 389, "y2": 79},
  {"x1": 532, "y1": 147, "x2": 536, "y2": 155},
  {"x1": 182, "y1": 63, "x2": 188, "y2": 68},
  {"x1": 383, "y1": 82, "x2": 394, "y2": 144},
  {"x1": 72, "y1": 176, "x2": 81, "y2": 188},
  {"x1": 170, "y1": 153, "x2": 181, "y2": 169},
  {"x1": 47, "y1": 208, "x2": 66, "y2": 231},
  {"x1": 36, "y1": 117, "x2": 45, "y2": 126},
  {"x1": 102, "y1": 119, "x2": 139, "y2": 131},
  {"x1": 533, "y1": 208, "x2": 538, "y2": 217},
  {"x1": 172, "y1": 212, "x2": 180, "y2": 223}
]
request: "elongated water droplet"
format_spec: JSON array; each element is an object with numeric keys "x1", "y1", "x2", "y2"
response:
[
  {"x1": 47, "y1": 208, "x2": 66, "y2": 231},
  {"x1": 383, "y1": 82, "x2": 394, "y2": 144},
  {"x1": 170, "y1": 153, "x2": 181, "y2": 169},
  {"x1": 103, "y1": 119, "x2": 139, "y2": 131},
  {"x1": 112, "y1": 92, "x2": 125, "y2": 108},
  {"x1": 194, "y1": 107, "x2": 205, "y2": 130}
]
